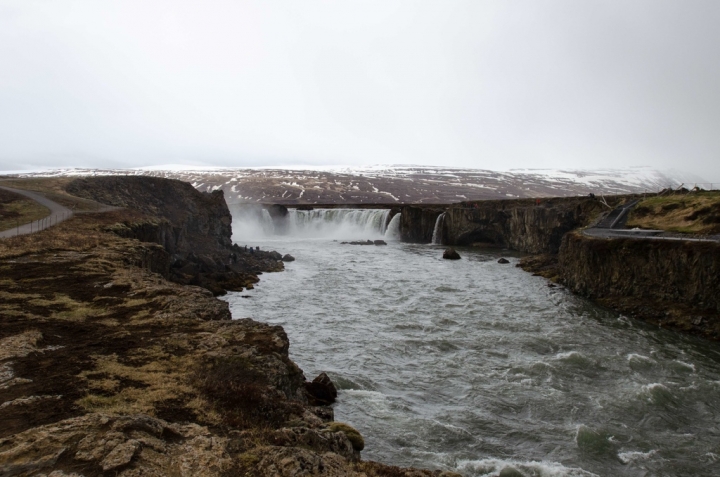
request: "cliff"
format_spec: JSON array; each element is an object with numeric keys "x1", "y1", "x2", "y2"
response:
[
  {"x1": 0, "y1": 179, "x2": 459, "y2": 476},
  {"x1": 398, "y1": 206, "x2": 445, "y2": 243},
  {"x1": 401, "y1": 197, "x2": 626, "y2": 252},
  {"x1": 66, "y1": 176, "x2": 283, "y2": 295},
  {"x1": 558, "y1": 233, "x2": 720, "y2": 339}
]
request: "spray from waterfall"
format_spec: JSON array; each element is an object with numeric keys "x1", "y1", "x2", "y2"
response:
[{"x1": 431, "y1": 212, "x2": 446, "y2": 245}]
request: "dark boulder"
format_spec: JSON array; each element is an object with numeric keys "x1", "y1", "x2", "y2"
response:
[
  {"x1": 443, "y1": 248, "x2": 461, "y2": 260},
  {"x1": 268, "y1": 250, "x2": 283, "y2": 260},
  {"x1": 282, "y1": 254, "x2": 296, "y2": 262},
  {"x1": 374, "y1": 240, "x2": 387, "y2": 245},
  {"x1": 498, "y1": 258, "x2": 510, "y2": 264},
  {"x1": 305, "y1": 372, "x2": 338, "y2": 405}
]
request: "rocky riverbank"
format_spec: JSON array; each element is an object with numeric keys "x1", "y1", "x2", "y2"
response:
[{"x1": 0, "y1": 178, "x2": 458, "y2": 476}]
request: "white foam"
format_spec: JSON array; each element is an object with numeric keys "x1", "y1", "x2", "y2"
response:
[
  {"x1": 618, "y1": 449, "x2": 657, "y2": 464},
  {"x1": 457, "y1": 457, "x2": 599, "y2": 477},
  {"x1": 627, "y1": 353, "x2": 654, "y2": 362},
  {"x1": 672, "y1": 360, "x2": 696, "y2": 372}
]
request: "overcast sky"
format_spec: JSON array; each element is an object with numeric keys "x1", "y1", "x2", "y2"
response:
[{"x1": 1, "y1": 1, "x2": 719, "y2": 179}]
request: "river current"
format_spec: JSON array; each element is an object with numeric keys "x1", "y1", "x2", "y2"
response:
[{"x1": 224, "y1": 209, "x2": 720, "y2": 477}]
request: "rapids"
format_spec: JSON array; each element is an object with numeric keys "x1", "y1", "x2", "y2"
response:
[{"x1": 225, "y1": 208, "x2": 720, "y2": 477}]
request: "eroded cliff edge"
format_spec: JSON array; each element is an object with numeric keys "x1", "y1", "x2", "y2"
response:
[{"x1": 0, "y1": 177, "x2": 458, "y2": 477}]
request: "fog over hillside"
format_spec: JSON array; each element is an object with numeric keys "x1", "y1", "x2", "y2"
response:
[{"x1": 11, "y1": 166, "x2": 709, "y2": 205}]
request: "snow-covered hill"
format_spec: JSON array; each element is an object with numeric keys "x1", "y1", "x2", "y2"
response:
[{"x1": 8, "y1": 165, "x2": 708, "y2": 204}]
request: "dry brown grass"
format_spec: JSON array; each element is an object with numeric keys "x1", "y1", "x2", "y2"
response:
[
  {"x1": 77, "y1": 351, "x2": 200, "y2": 417},
  {"x1": 1, "y1": 177, "x2": 108, "y2": 212},
  {"x1": 0, "y1": 209, "x2": 144, "y2": 259},
  {"x1": 627, "y1": 192, "x2": 720, "y2": 234}
]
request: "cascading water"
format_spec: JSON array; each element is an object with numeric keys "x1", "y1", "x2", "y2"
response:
[
  {"x1": 260, "y1": 209, "x2": 275, "y2": 234},
  {"x1": 232, "y1": 207, "x2": 392, "y2": 241},
  {"x1": 384, "y1": 213, "x2": 401, "y2": 240},
  {"x1": 431, "y1": 212, "x2": 446, "y2": 244},
  {"x1": 287, "y1": 209, "x2": 390, "y2": 238}
]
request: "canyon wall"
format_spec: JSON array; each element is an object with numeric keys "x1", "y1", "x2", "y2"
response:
[
  {"x1": 401, "y1": 197, "x2": 622, "y2": 252},
  {"x1": 398, "y1": 206, "x2": 446, "y2": 243},
  {"x1": 559, "y1": 233, "x2": 720, "y2": 338}
]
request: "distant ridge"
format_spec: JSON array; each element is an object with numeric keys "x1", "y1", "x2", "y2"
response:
[{"x1": 12, "y1": 165, "x2": 708, "y2": 204}]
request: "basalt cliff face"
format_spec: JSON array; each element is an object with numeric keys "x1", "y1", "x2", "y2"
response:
[
  {"x1": 398, "y1": 206, "x2": 445, "y2": 243},
  {"x1": 401, "y1": 197, "x2": 621, "y2": 252},
  {"x1": 66, "y1": 176, "x2": 283, "y2": 295},
  {"x1": 558, "y1": 233, "x2": 720, "y2": 339}
]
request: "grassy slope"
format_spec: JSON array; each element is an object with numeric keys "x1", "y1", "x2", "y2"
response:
[
  {"x1": 1, "y1": 178, "x2": 108, "y2": 212},
  {"x1": 626, "y1": 191, "x2": 720, "y2": 234}
]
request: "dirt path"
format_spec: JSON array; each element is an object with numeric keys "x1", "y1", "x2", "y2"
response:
[{"x1": 0, "y1": 186, "x2": 73, "y2": 238}]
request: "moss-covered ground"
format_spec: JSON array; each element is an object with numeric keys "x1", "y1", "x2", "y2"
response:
[{"x1": 627, "y1": 191, "x2": 720, "y2": 234}]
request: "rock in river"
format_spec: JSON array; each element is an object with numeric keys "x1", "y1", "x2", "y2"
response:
[
  {"x1": 498, "y1": 258, "x2": 510, "y2": 264},
  {"x1": 305, "y1": 372, "x2": 338, "y2": 405},
  {"x1": 443, "y1": 248, "x2": 461, "y2": 260},
  {"x1": 282, "y1": 254, "x2": 296, "y2": 262}
]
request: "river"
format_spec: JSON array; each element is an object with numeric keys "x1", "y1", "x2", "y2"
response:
[{"x1": 224, "y1": 208, "x2": 720, "y2": 477}]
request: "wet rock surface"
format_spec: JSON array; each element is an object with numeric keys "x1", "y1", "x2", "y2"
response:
[
  {"x1": 340, "y1": 240, "x2": 387, "y2": 246},
  {"x1": 442, "y1": 248, "x2": 461, "y2": 260},
  {"x1": 305, "y1": 372, "x2": 338, "y2": 406},
  {"x1": 557, "y1": 232, "x2": 720, "y2": 340}
]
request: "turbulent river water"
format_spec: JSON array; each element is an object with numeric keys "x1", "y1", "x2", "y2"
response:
[{"x1": 224, "y1": 208, "x2": 720, "y2": 477}]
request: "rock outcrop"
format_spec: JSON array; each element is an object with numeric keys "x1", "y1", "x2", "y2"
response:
[{"x1": 66, "y1": 176, "x2": 283, "y2": 295}]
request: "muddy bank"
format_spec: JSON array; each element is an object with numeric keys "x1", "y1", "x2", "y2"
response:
[{"x1": 0, "y1": 179, "x2": 456, "y2": 476}]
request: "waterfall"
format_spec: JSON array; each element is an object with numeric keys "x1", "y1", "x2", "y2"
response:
[
  {"x1": 284, "y1": 208, "x2": 391, "y2": 238},
  {"x1": 431, "y1": 212, "x2": 446, "y2": 245},
  {"x1": 260, "y1": 209, "x2": 275, "y2": 235},
  {"x1": 231, "y1": 206, "x2": 394, "y2": 240},
  {"x1": 384, "y1": 213, "x2": 401, "y2": 240}
]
